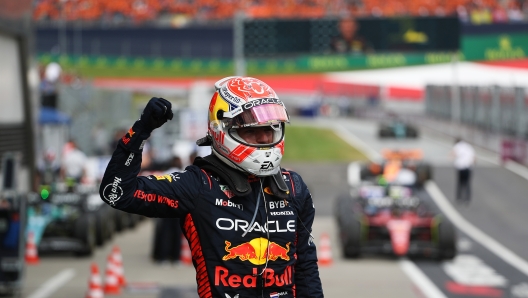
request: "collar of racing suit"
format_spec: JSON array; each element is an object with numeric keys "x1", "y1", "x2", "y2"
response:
[{"x1": 193, "y1": 154, "x2": 290, "y2": 200}]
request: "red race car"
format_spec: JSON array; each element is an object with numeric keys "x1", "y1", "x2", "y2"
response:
[{"x1": 335, "y1": 184, "x2": 457, "y2": 260}]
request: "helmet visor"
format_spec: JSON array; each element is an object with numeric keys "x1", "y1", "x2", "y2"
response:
[
  {"x1": 228, "y1": 122, "x2": 285, "y2": 147},
  {"x1": 228, "y1": 99, "x2": 289, "y2": 128}
]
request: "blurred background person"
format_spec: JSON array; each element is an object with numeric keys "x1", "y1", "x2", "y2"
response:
[
  {"x1": 35, "y1": 148, "x2": 61, "y2": 191},
  {"x1": 60, "y1": 139, "x2": 87, "y2": 189},
  {"x1": 40, "y1": 62, "x2": 62, "y2": 108},
  {"x1": 330, "y1": 16, "x2": 373, "y2": 54},
  {"x1": 451, "y1": 138, "x2": 476, "y2": 204}
]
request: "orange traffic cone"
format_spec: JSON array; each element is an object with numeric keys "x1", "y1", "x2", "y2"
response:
[
  {"x1": 103, "y1": 254, "x2": 121, "y2": 295},
  {"x1": 110, "y1": 246, "x2": 127, "y2": 287},
  {"x1": 180, "y1": 235, "x2": 192, "y2": 265},
  {"x1": 25, "y1": 232, "x2": 39, "y2": 265},
  {"x1": 86, "y1": 263, "x2": 104, "y2": 298},
  {"x1": 317, "y1": 233, "x2": 333, "y2": 267}
]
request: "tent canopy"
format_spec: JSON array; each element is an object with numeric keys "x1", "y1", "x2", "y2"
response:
[{"x1": 39, "y1": 107, "x2": 71, "y2": 125}]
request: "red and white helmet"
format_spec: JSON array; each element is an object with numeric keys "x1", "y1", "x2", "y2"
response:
[{"x1": 202, "y1": 76, "x2": 289, "y2": 176}]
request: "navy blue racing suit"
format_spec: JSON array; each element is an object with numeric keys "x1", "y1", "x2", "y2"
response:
[{"x1": 99, "y1": 123, "x2": 324, "y2": 298}]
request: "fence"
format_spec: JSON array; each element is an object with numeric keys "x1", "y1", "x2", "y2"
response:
[
  {"x1": 426, "y1": 85, "x2": 527, "y2": 137},
  {"x1": 55, "y1": 81, "x2": 200, "y2": 159},
  {"x1": 425, "y1": 84, "x2": 528, "y2": 163}
]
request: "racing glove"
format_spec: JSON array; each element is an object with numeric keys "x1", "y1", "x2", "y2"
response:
[
  {"x1": 119, "y1": 97, "x2": 173, "y2": 153},
  {"x1": 139, "y1": 97, "x2": 174, "y2": 131}
]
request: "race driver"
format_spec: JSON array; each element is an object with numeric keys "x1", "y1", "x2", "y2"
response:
[{"x1": 99, "y1": 76, "x2": 324, "y2": 298}]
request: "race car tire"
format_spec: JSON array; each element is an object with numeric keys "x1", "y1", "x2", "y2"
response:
[
  {"x1": 74, "y1": 214, "x2": 96, "y2": 257},
  {"x1": 128, "y1": 214, "x2": 142, "y2": 229},
  {"x1": 334, "y1": 193, "x2": 355, "y2": 224},
  {"x1": 151, "y1": 218, "x2": 163, "y2": 261},
  {"x1": 437, "y1": 218, "x2": 457, "y2": 260},
  {"x1": 378, "y1": 128, "x2": 392, "y2": 138},
  {"x1": 115, "y1": 209, "x2": 131, "y2": 232},
  {"x1": 359, "y1": 165, "x2": 372, "y2": 180},
  {"x1": 415, "y1": 164, "x2": 433, "y2": 187},
  {"x1": 104, "y1": 207, "x2": 116, "y2": 241},
  {"x1": 335, "y1": 194, "x2": 362, "y2": 258},
  {"x1": 340, "y1": 215, "x2": 362, "y2": 259},
  {"x1": 93, "y1": 210, "x2": 106, "y2": 246},
  {"x1": 406, "y1": 127, "x2": 419, "y2": 138}
]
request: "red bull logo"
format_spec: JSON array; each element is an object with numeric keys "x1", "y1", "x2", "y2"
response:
[
  {"x1": 215, "y1": 265, "x2": 293, "y2": 288},
  {"x1": 223, "y1": 238, "x2": 290, "y2": 265}
]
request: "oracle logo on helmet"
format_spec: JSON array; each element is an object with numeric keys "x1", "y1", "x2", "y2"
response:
[{"x1": 242, "y1": 98, "x2": 284, "y2": 110}]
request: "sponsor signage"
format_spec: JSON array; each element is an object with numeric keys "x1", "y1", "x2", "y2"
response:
[{"x1": 462, "y1": 33, "x2": 528, "y2": 61}]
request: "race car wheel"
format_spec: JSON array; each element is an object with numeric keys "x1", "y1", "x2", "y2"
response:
[
  {"x1": 335, "y1": 193, "x2": 362, "y2": 258},
  {"x1": 378, "y1": 128, "x2": 392, "y2": 138},
  {"x1": 416, "y1": 164, "x2": 433, "y2": 188},
  {"x1": 340, "y1": 215, "x2": 362, "y2": 259},
  {"x1": 406, "y1": 128, "x2": 419, "y2": 138},
  {"x1": 115, "y1": 209, "x2": 131, "y2": 232},
  {"x1": 94, "y1": 210, "x2": 106, "y2": 246},
  {"x1": 360, "y1": 164, "x2": 377, "y2": 180},
  {"x1": 437, "y1": 218, "x2": 457, "y2": 260},
  {"x1": 104, "y1": 208, "x2": 116, "y2": 241},
  {"x1": 74, "y1": 215, "x2": 96, "y2": 257},
  {"x1": 334, "y1": 193, "x2": 355, "y2": 224}
]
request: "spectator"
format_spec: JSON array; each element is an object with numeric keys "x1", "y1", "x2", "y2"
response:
[
  {"x1": 457, "y1": 5, "x2": 470, "y2": 23},
  {"x1": 492, "y1": 4, "x2": 509, "y2": 23},
  {"x1": 92, "y1": 124, "x2": 110, "y2": 155},
  {"x1": 507, "y1": 2, "x2": 525, "y2": 22},
  {"x1": 330, "y1": 16, "x2": 373, "y2": 54},
  {"x1": 35, "y1": 148, "x2": 61, "y2": 191},
  {"x1": 451, "y1": 138, "x2": 475, "y2": 205},
  {"x1": 60, "y1": 140, "x2": 87, "y2": 188},
  {"x1": 470, "y1": 3, "x2": 493, "y2": 25},
  {"x1": 40, "y1": 62, "x2": 62, "y2": 108}
]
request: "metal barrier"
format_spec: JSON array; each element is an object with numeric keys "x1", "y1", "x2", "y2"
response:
[
  {"x1": 426, "y1": 85, "x2": 527, "y2": 137},
  {"x1": 425, "y1": 84, "x2": 528, "y2": 163}
]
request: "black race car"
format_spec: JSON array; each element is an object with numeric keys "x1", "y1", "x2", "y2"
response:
[
  {"x1": 27, "y1": 183, "x2": 123, "y2": 256},
  {"x1": 378, "y1": 121, "x2": 419, "y2": 139}
]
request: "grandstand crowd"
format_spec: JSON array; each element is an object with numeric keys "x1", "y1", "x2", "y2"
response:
[{"x1": 33, "y1": 0, "x2": 528, "y2": 25}]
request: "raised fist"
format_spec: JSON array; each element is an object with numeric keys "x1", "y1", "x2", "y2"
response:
[{"x1": 140, "y1": 97, "x2": 173, "y2": 130}]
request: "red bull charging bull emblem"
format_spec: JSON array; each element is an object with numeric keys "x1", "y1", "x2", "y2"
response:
[
  {"x1": 222, "y1": 237, "x2": 290, "y2": 265},
  {"x1": 217, "y1": 238, "x2": 293, "y2": 288}
]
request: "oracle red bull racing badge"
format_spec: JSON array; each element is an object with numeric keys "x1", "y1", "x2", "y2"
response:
[{"x1": 215, "y1": 238, "x2": 293, "y2": 289}]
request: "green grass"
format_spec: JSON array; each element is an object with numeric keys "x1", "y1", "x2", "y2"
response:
[{"x1": 282, "y1": 125, "x2": 368, "y2": 162}]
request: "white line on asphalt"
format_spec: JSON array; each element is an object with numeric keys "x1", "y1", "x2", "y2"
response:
[
  {"x1": 334, "y1": 124, "x2": 381, "y2": 161},
  {"x1": 27, "y1": 268, "x2": 76, "y2": 298},
  {"x1": 425, "y1": 181, "x2": 528, "y2": 276},
  {"x1": 400, "y1": 259, "x2": 447, "y2": 298},
  {"x1": 504, "y1": 160, "x2": 528, "y2": 181}
]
